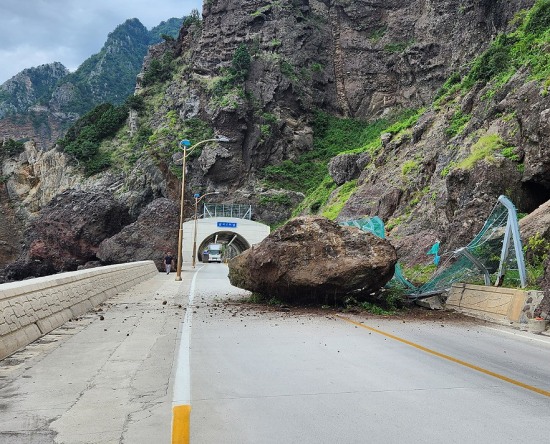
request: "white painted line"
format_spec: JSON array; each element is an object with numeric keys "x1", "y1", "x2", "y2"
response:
[
  {"x1": 173, "y1": 267, "x2": 202, "y2": 406},
  {"x1": 484, "y1": 326, "x2": 550, "y2": 346}
]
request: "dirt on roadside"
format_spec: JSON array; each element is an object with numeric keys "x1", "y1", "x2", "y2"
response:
[{"x1": 223, "y1": 298, "x2": 479, "y2": 325}]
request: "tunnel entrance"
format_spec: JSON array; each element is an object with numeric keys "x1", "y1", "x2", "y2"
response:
[
  {"x1": 197, "y1": 231, "x2": 251, "y2": 263},
  {"x1": 181, "y1": 214, "x2": 270, "y2": 265}
]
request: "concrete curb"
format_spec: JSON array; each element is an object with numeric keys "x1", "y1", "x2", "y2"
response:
[{"x1": 0, "y1": 261, "x2": 158, "y2": 360}]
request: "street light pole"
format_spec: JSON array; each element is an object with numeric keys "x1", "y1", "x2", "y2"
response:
[
  {"x1": 175, "y1": 136, "x2": 230, "y2": 281},
  {"x1": 192, "y1": 191, "x2": 220, "y2": 267}
]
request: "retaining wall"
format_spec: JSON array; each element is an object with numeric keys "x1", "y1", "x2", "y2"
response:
[
  {"x1": 0, "y1": 261, "x2": 158, "y2": 360},
  {"x1": 447, "y1": 283, "x2": 545, "y2": 326}
]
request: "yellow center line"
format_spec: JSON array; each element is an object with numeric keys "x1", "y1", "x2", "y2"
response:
[
  {"x1": 172, "y1": 405, "x2": 191, "y2": 444},
  {"x1": 337, "y1": 315, "x2": 550, "y2": 398}
]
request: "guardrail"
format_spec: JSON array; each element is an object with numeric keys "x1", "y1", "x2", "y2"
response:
[{"x1": 0, "y1": 261, "x2": 158, "y2": 360}]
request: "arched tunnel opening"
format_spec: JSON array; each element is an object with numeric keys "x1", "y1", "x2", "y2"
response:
[{"x1": 197, "y1": 231, "x2": 251, "y2": 263}]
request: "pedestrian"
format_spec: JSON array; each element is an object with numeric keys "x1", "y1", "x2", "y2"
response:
[{"x1": 164, "y1": 252, "x2": 173, "y2": 274}]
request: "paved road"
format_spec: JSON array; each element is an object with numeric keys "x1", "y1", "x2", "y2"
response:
[
  {"x1": 189, "y1": 265, "x2": 550, "y2": 443},
  {"x1": 1, "y1": 264, "x2": 549, "y2": 443}
]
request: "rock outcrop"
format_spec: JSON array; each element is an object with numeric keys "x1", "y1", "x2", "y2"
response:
[
  {"x1": 536, "y1": 258, "x2": 550, "y2": 320},
  {"x1": 4, "y1": 190, "x2": 131, "y2": 281},
  {"x1": 228, "y1": 216, "x2": 397, "y2": 304},
  {"x1": 97, "y1": 198, "x2": 179, "y2": 271}
]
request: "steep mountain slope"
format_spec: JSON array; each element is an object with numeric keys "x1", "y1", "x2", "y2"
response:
[
  {"x1": 126, "y1": 0, "x2": 534, "y2": 223},
  {"x1": 0, "y1": 17, "x2": 182, "y2": 150}
]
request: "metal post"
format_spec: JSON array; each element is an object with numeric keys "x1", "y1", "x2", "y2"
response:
[
  {"x1": 175, "y1": 144, "x2": 187, "y2": 281},
  {"x1": 458, "y1": 248, "x2": 492, "y2": 286},
  {"x1": 497, "y1": 195, "x2": 527, "y2": 287},
  {"x1": 192, "y1": 197, "x2": 199, "y2": 268},
  {"x1": 175, "y1": 137, "x2": 230, "y2": 280}
]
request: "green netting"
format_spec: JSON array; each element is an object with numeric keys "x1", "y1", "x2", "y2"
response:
[
  {"x1": 341, "y1": 216, "x2": 386, "y2": 238},
  {"x1": 342, "y1": 196, "x2": 525, "y2": 298},
  {"x1": 413, "y1": 201, "x2": 510, "y2": 295}
]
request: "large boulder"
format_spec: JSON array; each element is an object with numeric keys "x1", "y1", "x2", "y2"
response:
[
  {"x1": 228, "y1": 216, "x2": 397, "y2": 304},
  {"x1": 520, "y1": 199, "x2": 550, "y2": 244},
  {"x1": 4, "y1": 190, "x2": 131, "y2": 280},
  {"x1": 97, "y1": 198, "x2": 179, "y2": 271}
]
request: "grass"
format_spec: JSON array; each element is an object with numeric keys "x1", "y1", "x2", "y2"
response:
[
  {"x1": 455, "y1": 134, "x2": 508, "y2": 170},
  {"x1": 263, "y1": 107, "x2": 423, "y2": 224},
  {"x1": 446, "y1": 110, "x2": 471, "y2": 137},
  {"x1": 322, "y1": 180, "x2": 358, "y2": 220},
  {"x1": 437, "y1": 0, "x2": 550, "y2": 104}
]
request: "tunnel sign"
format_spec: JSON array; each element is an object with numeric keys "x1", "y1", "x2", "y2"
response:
[{"x1": 217, "y1": 222, "x2": 238, "y2": 228}]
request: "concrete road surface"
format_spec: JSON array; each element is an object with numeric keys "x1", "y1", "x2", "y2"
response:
[
  {"x1": 1, "y1": 264, "x2": 549, "y2": 443},
  {"x1": 189, "y1": 265, "x2": 550, "y2": 444},
  {"x1": 0, "y1": 272, "x2": 188, "y2": 444}
]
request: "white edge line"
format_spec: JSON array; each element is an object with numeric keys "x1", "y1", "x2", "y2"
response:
[
  {"x1": 173, "y1": 267, "x2": 202, "y2": 406},
  {"x1": 484, "y1": 326, "x2": 550, "y2": 345}
]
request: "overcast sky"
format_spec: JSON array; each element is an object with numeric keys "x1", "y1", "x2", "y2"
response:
[{"x1": 0, "y1": 0, "x2": 203, "y2": 84}]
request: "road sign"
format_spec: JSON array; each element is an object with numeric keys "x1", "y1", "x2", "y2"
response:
[{"x1": 217, "y1": 222, "x2": 237, "y2": 228}]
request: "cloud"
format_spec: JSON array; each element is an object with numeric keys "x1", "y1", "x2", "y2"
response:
[{"x1": 0, "y1": 0, "x2": 203, "y2": 84}]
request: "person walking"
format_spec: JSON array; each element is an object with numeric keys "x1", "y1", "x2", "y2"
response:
[{"x1": 164, "y1": 252, "x2": 173, "y2": 274}]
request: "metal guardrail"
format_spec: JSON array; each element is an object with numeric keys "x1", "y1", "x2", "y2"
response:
[{"x1": 203, "y1": 204, "x2": 252, "y2": 220}]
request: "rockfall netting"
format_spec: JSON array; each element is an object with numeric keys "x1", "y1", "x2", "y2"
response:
[{"x1": 342, "y1": 196, "x2": 526, "y2": 298}]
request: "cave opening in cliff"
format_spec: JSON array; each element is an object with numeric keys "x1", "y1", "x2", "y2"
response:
[{"x1": 521, "y1": 181, "x2": 550, "y2": 213}]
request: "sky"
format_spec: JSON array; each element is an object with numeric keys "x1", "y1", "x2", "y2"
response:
[{"x1": 0, "y1": 0, "x2": 203, "y2": 84}]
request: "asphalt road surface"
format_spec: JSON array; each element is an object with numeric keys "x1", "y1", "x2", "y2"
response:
[{"x1": 1, "y1": 264, "x2": 549, "y2": 443}]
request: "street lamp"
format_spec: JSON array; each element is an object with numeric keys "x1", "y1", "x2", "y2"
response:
[
  {"x1": 175, "y1": 136, "x2": 231, "y2": 281},
  {"x1": 192, "y1": 191, "x2": 220, "y2": 267}
]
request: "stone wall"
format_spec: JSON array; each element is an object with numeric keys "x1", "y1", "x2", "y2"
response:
[{"x1": 0, "y1": 261, "x2": 158, "y2": 360}]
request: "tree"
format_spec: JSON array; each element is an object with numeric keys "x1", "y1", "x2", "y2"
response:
[{"x1": 231, "y1": 44, "x2": 251, "y2": 82}]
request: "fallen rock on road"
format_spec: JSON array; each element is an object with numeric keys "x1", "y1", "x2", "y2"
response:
[{"x1": 228, "y1": 216, "x2": 397, "y2": 304}]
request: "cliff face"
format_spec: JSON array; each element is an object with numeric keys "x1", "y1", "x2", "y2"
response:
[
  {"x1": 339, "y1": 72, "x2": 550, "y2": 263},
  {"x1": 159, "y1": 0, "x2": 533, "y2": 196}
]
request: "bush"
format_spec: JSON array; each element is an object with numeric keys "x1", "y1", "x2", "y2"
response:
[
  {"x1": 466, "y1": 34, "x2": 514, "y2": 84},
  {"x1": 125, "y1": 95, "x2": 145, "y2": 111},
  {"x1": 1, "y1": 139, "x2": 25, "y2": 157},
  {"x1": 231, "y1": 44, "x2": 251, "y2": 82},
  {"x1": 142, "y1": 52, "x2": 175, "y2": 86},
  {"x1": 524, "y1": 0, "x2": 550, "y2": 34},
  {"x1": 58, "y1": 102, "x2": 128, "y2": 174},
  {"x1": 84, "y1": 151, "x2": 112, "y2": 176},
  {"x1": 446, "y1": 110, "x2": 471, "y2": 137},
  {"x1": 183, "y1": 9, "x2": 201, "y2": 29}
]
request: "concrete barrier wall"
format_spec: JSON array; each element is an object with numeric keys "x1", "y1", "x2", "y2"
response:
[
  {"x1": 0, "y1": 261, "x2": 158, "y2": 360},
  {"x1": 447, "y1": 283, "x2": 544, "y2": 325}
]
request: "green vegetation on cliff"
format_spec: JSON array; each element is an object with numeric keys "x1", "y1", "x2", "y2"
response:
[
  {"x1": 262, "y1": 108, "x2": 423, "y2": 219},
  {"x1": 58, "y1": 101, "x2": 134, "y2": 175},
  {"x1": 261, "y1": 112, "x2": 389, "y2": 193},
  {"x1": 292, "y1": 0, "x2": 550, "y2": 222},
  {"x1": 59, "y1": 18, "x2": 181, "y2": 114},
  {"x1": 438, "y1": 0, "x2": 550, "y2": 101},
  {"x1": 0, "y1": 17, "x2": 182, "y2": 117},
  {"x1": 0, "y1": 139, "x2": 25, "y2": 158}
]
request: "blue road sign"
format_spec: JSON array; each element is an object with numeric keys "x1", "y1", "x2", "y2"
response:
[{"x1": 217, "y1": 222, "x2": 237, "y2": 228}]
